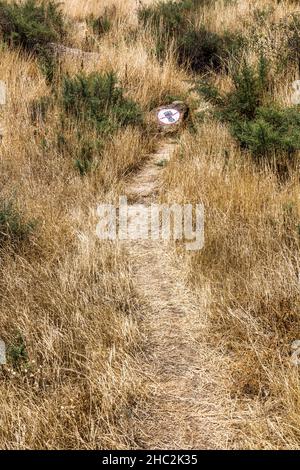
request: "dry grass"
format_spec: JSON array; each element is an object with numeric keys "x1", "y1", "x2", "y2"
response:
[
  {"x1": 1, "y1": 0, "x2": 300, "y2": 450},
  {"x1": 0, "y1": 0, "x2": 186, "y2": 449},
  {"x1": 161, "y1": 0, "x2": 300, "y2": 449}
]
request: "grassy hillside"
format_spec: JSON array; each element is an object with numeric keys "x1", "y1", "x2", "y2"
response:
[{"x1": 0, "y1": 0, "x2": 299, "y2": 449}]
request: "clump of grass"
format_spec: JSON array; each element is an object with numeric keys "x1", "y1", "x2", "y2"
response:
[
  {"x1": 87, "y1": 7, "x2": 115, "y2": 37},
  {"x1": 0, "y1": 198, "x2": 35, "y2": 248},
  {"x1": 74, "y1": 139, "x2": 102, "y2": 176},
  {"x1": 283, "y1": 13, "x2": 300, "y2": 71},
  {"x1": 7, "y1": 332, "x2": 28, "y2": 369},
  {"x1": 30, "y1": 95, "x2": 53, "y2": 123},
  {"x1": 138, "y1": 0, "x2": 189, "y2": 38}
]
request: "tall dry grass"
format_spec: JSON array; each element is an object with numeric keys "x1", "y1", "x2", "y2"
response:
[
  {"x1": 0, "y1": 0, "x2": 187, "y2": 449},
  {"x1": 161, "y1": 0, "x2": 300, "y2": 450}
]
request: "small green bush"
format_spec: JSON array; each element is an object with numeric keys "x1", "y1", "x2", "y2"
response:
[
  {"x1": 224, "y1": 56, "x2": 269, "y2": 121},
  {"x1": 0, "y1": 0, "x2": 65, "y2": 81},
  {"x1": 177, "y1": 27, "x2": 221, "y2": 72},
  {"x1": 197, "y1": 57, "x2": 300, "y2": 165},
  {"x1": 197, "y1": 56, "x2": 269, "y2": 118},
  {"x1": 138, "y1": 0, "x2": 242, "y2": 72},
  {"x1": 0, "y1": 199, "x2": 35, "y2": 247},
  {"x1": 232, "y1": 106, "x2": 300, "y2": 158},
  {"x1": 61, "y1": 72, "x2": 143, "y2": 132},
  {"x1": 0, "y1": 0, "x2": 64, "y2": 49}
]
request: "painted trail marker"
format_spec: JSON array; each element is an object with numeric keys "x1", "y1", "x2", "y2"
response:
[
  {"x1": 153, "y1": 101, "x2": 189, "y2": 133},
  {"x1": 158, "y1": 108, "x2": 180, "y2": 125},
  {"x1": 0, "y1": 80, "x2": 6, "y2": 105},
  {"x1": 0, "y1": 339, "x2": 6, "y2": 365}
]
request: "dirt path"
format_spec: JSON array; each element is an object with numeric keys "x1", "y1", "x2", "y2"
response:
[{"x1": 125, "y1": 138, "x2": 234, "y2": 449}]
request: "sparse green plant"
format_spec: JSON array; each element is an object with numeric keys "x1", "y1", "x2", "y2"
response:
[
  {"x1": 74, "y1": 139, "x2": 102, "y2": 176},
  {"x1": 0, "y1": 198, "x2": 35, "y2": 248},
  {"x1": 156, "y1": 159, "x2": 168, "y2": 167},
  {"x1": 7, "y1": 333, "x2": 28, "y2": 368},
  {"x1": 87, "y1": 8, "x2": 114, "y2": 37}
]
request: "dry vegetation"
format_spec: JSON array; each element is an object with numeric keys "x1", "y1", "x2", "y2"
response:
[{"x1": 0, "y1": 0, "x2": 300, "y2": 450}]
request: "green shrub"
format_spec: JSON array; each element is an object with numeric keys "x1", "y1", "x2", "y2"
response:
[
  {"x1": 232, "y1": 106, "x2": 300, "y2": 158},
  {"x1": 197, "y1": 57, "x2": 300, "y2": 165},
  {"x1": 196, "y1": 56, "x2": 269, "y2": 118},
  {"x1": 0, "y1": 199, "x2": 35, "y2": 248},
  {"x1": 0, "y1": 0, "x2": 64, "y2": 49},
  {"x1": 138, "y1": 0, "x2": 242, "y2": 71},
  {"x1": 179, "y1": 27, "x2": 244, "y2": 72},
  {"x1": 61, "y1": 72, "x2": 142, "y2": 132},
  {"x1": 224, "y1": 55, "x2": 269, "y2": 121},
  {"x1": 0, "y1": 0, "x2": 65, "y2": 81},
  {"x1": 178, "y1": 27, "x2": 221, "y2": 71}
]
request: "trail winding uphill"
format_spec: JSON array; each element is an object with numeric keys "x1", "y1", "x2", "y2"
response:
[{"x1": 124, "y1": 138, "x2": 235, "y2": 449}]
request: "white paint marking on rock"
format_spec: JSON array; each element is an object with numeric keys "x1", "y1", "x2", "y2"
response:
[
  {"x1": 0, "y1": 339, "x2": 6, "y2": 365},
  {"x1": 158, "y1": 108, "x2": 180, "y2": 125},
  {"x1": 0, "y1": 81, "x2": 6, "y2": 105}
]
